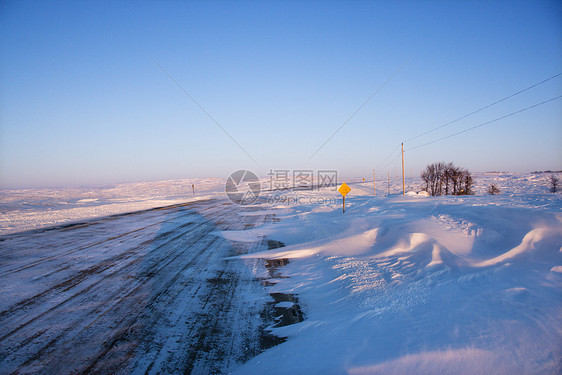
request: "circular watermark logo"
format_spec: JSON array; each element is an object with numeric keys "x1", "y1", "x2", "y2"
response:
[{"x1": 225, "y1": 170, "x2": 261, "y2": 205}]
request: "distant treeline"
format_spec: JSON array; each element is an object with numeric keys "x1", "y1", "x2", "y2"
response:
[{"x1": 531, "y1": 170, "x2": 562, "y2": 174}]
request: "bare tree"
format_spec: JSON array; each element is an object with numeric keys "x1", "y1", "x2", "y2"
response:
[
  {"x1": 421, "y1": 162, "x2": 474, "y2": 196},
  {"x1": 421, "y1": 162, "x2": 445, "y2": 196},
  {"x1": 459, "y1": 169, "x2": 474, "y2": 195},
  {"x1": 550, "y1": 175, "x2": 559, "y2": 193},
  {"x1": 443, "y1": 162, "x2": 455, "y2": 195},
  {"x1": 487, "y1": 184, "x2": 501, "y2": 195}
]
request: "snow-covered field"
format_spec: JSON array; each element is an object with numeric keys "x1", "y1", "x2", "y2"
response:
[
  {"x1": 1, "y1": 172, "x2": 560, "y2": 374},
  {"x1": 0, "y1": 178, "x2": 226, "y2": 236},
  {"x1": 230, "y1": 172, "x2": 562, "y2": 374}
]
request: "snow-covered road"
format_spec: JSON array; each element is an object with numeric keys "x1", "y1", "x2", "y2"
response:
[{"x1": 0, "y1": 199, "x2": 276, "y2": 374}]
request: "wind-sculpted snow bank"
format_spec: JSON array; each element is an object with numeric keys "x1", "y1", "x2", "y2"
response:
[
  {"x1": 472, "y1": 226, "x2": 562, "y2": 267},
  {"x1": 234, "y1": 177, "x2": 562, "y2": 375},
  {"x1": 348, "y1": 348, "x2": 517, "y2": 375}
]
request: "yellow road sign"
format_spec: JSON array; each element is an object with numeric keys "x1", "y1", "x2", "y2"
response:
[{"x1": 338, "y1": 183, "x2": 351, "y2": 197}]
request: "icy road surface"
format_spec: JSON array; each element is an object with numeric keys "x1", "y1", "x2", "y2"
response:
[{"x1": 0, "y1": 199, "x2": 276, "y2": 374}]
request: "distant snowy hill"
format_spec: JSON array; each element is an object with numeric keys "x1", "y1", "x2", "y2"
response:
[{"x1": 0, "y1": 178, "x2": 226, "y2": 235}]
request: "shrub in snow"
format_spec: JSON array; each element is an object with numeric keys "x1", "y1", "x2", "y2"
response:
[
  {"x1": 487, "y1": 184, "x2": 501, "y2": 195},
  {"x1": 549, "y1": 174, "x2": 559, "y2": 193}
]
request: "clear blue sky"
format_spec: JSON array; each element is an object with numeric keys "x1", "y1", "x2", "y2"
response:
[{"x1": 1, "y1": 0, "x2": 561, "y2": 188}]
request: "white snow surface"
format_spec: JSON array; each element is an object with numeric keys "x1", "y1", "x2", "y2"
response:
[
  {"x1": 0, "y1": 178, "x2": 226, "y2": 235},
  {"x1": 1, "y1": 172, "x2": 561, "y2": 374},
  {"x1": 230, "y1": 172, "x2": 562, "y2": 375}
]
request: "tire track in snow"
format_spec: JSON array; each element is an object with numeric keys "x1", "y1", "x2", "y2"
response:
[
  {"x1": 0, "y1": 199, "x2": 274, "y2": 374},
  {"x1": 0, "y1": 200, "x2": 223, "y2": 278},
  {"x1": 0, "y1": 205, "x2": 232, "y2": 337}
]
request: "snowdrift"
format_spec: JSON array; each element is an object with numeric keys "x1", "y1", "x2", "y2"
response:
[{"x1": 232, "y1": 174, "x2": 562, "y2": 374}]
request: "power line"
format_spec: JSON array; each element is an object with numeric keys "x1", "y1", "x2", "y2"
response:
[
  {"x1": 308, "y1": 56, "x2": 413, "y2": 161},
  {"x1": 404, "y1": 72, "x2": 562, "y2": 143},
  {"x1": 374, "y1": 143, "x2": 401, "y2": 170},
  {"x1": 405, "y1": 94, "x2": 562, "y2": 152},
  {"x1": 148, "y1": 53, "x2": 257, "y2": 163},
  {"x1": 378, "y1": 149, "x2": 402, "y2": 172}
]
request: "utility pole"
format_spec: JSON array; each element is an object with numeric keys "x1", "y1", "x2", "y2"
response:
[
  {"x1": 387, "y1": 170, "x2": 390, "y2": 195},
  {"x1": 373, "y1": 169, "x2": 376, "y2": 196},
  {"x1": 402, "y1": 143, "x2": 406, "y2": 195}
]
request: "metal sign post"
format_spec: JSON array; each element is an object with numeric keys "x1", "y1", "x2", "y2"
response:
[{"x1": 338, "y1": 183, "x2": 351, "y2": 213}]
